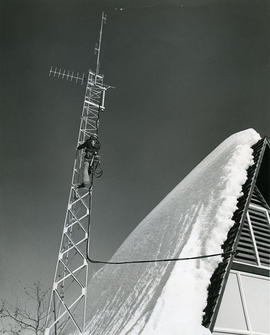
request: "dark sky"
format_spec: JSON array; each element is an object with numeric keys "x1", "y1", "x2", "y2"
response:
[{"x1": 0, "y1": 0, "x2": 269, "y2": 303}]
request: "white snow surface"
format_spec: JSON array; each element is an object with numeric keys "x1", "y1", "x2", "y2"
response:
[{"x1": 85, "y1": 129, "x2": 260, "y2": 335}]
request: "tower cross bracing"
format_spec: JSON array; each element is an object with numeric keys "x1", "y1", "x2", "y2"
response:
[{"x1": 45, "y1": 12, "x2": 109, "y2": 335}]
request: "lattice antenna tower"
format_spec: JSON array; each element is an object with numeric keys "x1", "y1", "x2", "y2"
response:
[{"x1": 45, "y1": 12, "x2": 110, "y2": 335}]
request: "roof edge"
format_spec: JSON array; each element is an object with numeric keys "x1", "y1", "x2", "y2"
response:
[{"x1": 202, "y1": 137, "x2": 268, "y2": 330}]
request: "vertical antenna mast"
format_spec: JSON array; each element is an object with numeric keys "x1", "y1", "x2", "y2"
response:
[
  {"x1": 45, "y1": 12, "x2": 110, "y2": 335},
  {"x1": 95, "y1": 12, "x2": 106, "y2": 76}
]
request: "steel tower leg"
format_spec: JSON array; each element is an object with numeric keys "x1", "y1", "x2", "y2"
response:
[{"x1": 45, "y1": 13, "x2": 109, "y2": 335}]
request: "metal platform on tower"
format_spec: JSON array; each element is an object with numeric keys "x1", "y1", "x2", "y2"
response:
[{"x1": 45, "y1": 12, "x2": 111, "y2": 335}]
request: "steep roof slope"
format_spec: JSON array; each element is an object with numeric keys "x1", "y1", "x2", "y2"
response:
[
  {"x1": 85, "y1": 129, "x2": 260, "y2": 335},
  {"x1": 203, "y1": 136, "x2": 270, "y2": 330}
]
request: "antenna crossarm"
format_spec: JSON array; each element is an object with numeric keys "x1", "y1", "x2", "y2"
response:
[{"x1": 45, "y1": 12, "x2": 110, "y2": 335}]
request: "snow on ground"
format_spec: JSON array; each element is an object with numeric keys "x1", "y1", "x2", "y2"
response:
[{"x1": 84, "y1": 129, "x2": 260, "y2": 335}]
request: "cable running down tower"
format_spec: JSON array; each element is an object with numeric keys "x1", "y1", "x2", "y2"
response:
[{"x1": 45, "y1": 12, "x2": 110, "y2": 335}]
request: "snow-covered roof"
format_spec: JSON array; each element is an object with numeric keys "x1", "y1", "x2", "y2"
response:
[
  {"x1": 203, "y1": 135, "x2": 269, "y2": 330},
  {"x1": 85, "y1": 129, "x2": 261, "y2": 335}
]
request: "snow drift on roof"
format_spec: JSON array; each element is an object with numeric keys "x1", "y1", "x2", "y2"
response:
[{"x1": 85, "y1": 129, "x2": 260, "y2": 335}]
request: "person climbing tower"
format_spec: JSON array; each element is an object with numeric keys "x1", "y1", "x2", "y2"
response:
[{"x1": 77, "y1": 134, "x2": 101, "y2": 188}]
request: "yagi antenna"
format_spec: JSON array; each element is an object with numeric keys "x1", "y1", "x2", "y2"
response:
[
  {"x1": 45, "y1": 13, "x2": 112, "y2": 335},
  {"x1": 48, "y1": 12, "x2": 107, "y2": 87},
  {"x1": 49, "y1": 66, "x2": 85, "y2": 85}
]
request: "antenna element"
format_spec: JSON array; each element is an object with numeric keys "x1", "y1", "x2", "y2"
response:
[
  {"x1": 45, "y1": 12, "x2": 111, "y2": 335},
  {"x1": 49, "y1": 66, "x2": 85, "y2": 85}
]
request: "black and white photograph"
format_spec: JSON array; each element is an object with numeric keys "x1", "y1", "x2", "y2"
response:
[{"x1": 0, "y1": 1, "x2": 269, "y2": 334}]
